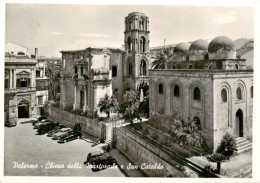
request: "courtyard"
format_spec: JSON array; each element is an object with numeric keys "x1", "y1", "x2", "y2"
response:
[{"x1": 4, "y1": 121, "x2": 124, "y2": 177}]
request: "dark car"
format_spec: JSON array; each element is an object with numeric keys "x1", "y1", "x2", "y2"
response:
[
  {"x1": 5, "y1": 120, "x2": 17, "y2": 127},
  {"x1": 47, "y1": 126, "x2": 63, "y2": 137},
  {"x1": 37, "y1": 121, "x2": 59, "y2": 135},
  {"x1": 89, "y1": 153, "x2": 116, "y2": 171},
  {"x1": 84, "y1": 151, "x2": 103, "y2": 165},
  {"x1": 58, "y1": 132, "x2": 82, "y2": 143},
  {"x1": 33, "y1": 119, "x2": 50, "y2": 129},
  {"x1": 33, "y1": 116, "x2": 47, "y2": 125}
]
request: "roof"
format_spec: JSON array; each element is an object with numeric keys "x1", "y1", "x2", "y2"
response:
[{"x1": 60, "y1": 47, "x2": 124, "y2": 53}]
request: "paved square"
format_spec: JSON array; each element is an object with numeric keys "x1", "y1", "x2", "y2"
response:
[{"x1": 4, "y1": 122, "x2": 124, "y2": 177}]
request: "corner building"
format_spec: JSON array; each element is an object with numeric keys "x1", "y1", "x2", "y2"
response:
[{"x1": 149, "y1": 36, "x2": 253, "y2": 150}]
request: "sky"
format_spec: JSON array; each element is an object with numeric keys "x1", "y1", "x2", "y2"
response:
[{"x1": 5, "y1": 4, "x2": 254, "y2": 57}]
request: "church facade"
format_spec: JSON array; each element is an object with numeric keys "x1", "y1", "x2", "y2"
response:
[
  {"x1": 59, "y1": 12, "x2": 152, "y2": 115},
  {"x1": 149, "y1": 37, "x2": 253, "y2": 149}
]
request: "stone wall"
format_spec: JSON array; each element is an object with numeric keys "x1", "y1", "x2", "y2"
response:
[
  {"x1": 115, "y1": 127, "x2": 186, "y2": 177},
  {"x1": 46, "y1": 106, "x2": 113, "y2": 141}
]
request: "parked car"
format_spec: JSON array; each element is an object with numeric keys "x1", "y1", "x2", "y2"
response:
[
  {"x1": 33, "y1": 119, "x2": 50, "y2": 129},
  {"x1": 33, "y1": 116, "x2": 47, "y2": 125},
  {"x1": 37, "y1": 121, "x2": 59, "y2": 135},
  {"x1": 58, "y1": 132, "x2": 82, "y2": 143},
  {"x1": 52, "y1": 128, "x2": 72, "y2": 140},
  {"x1": 84, "y1": 151, "x2": 103, "y2": 165},
  {"x1": 5, "y1": 120, "x2": 17, "y2": 127},
  {"x1": 84, "y1": 152, "x2": 116, "y2": 170}
]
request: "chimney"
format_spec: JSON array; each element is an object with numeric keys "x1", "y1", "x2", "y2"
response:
[{"x1": 35, "y1": 48, "x2": 38, "y2": 60}]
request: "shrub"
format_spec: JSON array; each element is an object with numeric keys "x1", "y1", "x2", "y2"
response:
[
  {"x1": 216, "y1": 133, "x2": 236, "y2": 156},
  {"x1": 152, "y1": 133, "x2": 159, "y2": 140},
  {"x1": 143, "y1": 129, "x2": 150, "y2": 136}
]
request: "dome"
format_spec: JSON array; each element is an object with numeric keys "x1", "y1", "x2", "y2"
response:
[
  {"x1": 189, "y1": 39, "x2": 209, "y2": 51},
  {"x1": 208, "y1": 36, "x2": 236, "y2": 53},
  {"x1": 173, "y1": 42, "x2": 191, "y2": 55}
]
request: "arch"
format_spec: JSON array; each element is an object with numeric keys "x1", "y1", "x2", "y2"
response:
[
  {"x1": 188, "y1": 64, "x2": 193, "y2": 69},
  {"x1": 127, "y1": 37, "x2": 132, "y2": 51},
  {"x1": 159, "y1": 83, "x2": 164, "y2": 94},
  {"x1": 208, "y1": 64, "x2": 214, "y2": 69},
  {"x1": 140, "y1": 59, "x2": 147, "y2": 76},
  {"x1": 18, "y1": 99, "x2": 30, "y2": 118},
  {"x1": 236, "y1": 87, "x2": 242, "y2": 100},
  {"x1": 193, "y1": 87, "x2": 201, "y2": 101},
  {"x1": 236, "y1": 109, "x2": 243, "y2": 137},
  {"x1": 140, "y1": 36, "x2": 146, "y2": 53},
  {"x1": 221, "y1": 88, "x2": 227, "y2": 102},
  {"x1": 174, "y1": 85, "x2": 180, "y2": 97},
  {"x1": 172, "y1": 65, "x2": 176, "y2": 69}
]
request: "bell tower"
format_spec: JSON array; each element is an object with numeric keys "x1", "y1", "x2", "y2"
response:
[{"x1": 123, "y1": 12, "x2": 150, "y2": 91}]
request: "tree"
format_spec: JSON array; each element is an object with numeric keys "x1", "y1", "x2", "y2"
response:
[
  {"x1": 45, "y1": 62, "x2": 62, "y2": 100},
  {"x1": 151, "y1": 47, "x2": 173, "y2": 69},
  {"x1": 206, "y1": 153, "x2": 229, "y2": 174},
  {"x1": 216, "y1": 132, "x2": 236, "y2": 156},
  {"x1": 121, "y1": 90, "x2": 140, "y2": 126},
  {"x1": 98, "y1": 94, "x2": 119, "y2": 118},
  {"x1": 207, "y1": 133, "x2": 236, "y2": 174}
]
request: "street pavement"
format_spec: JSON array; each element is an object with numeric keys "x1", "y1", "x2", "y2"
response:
[{"x1": 4, "y1": 121, "x2": 124, "y2": 177}]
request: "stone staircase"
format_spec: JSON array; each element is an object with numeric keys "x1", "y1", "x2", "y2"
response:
[{"x1": 235, "y1": 137, "x2": 252, "y2": 154}]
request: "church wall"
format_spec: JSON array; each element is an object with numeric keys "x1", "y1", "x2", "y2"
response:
[
  {"x1": 213, "y1": 72, "x2": 253, "y2": 149},
  {"x1": 149, "y1": 70, "x2": 214, "y2": 149}
]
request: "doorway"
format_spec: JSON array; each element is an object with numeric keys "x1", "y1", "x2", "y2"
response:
[
  {"x1": 18, "y1": 100, "x2": 29, "y2": 118},
  {"x1": 236, "y1": 109, "x2": 243, "y2": 137}
]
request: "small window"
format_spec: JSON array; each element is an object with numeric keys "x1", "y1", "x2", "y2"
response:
[
  {"x1": 74, "y1": 66, "x2": 78, "y2": 74},
  {"x1": 159, "y1": 83, "x2": 163, "y2": 94},
  {"x1": 80, "y1": 66, "x2": 84, "y2": 75},
  {"x1": 174, "y1": 85, "x2": 180, "y2": 97},
  {"x1": 36, "y1": 70, "x2": 41, "y2": 78},
  {"x1": 188, "y1": 65, "x2": 193, "y2": 69},
  {"x1": 235, "y1": 64, "x2": 239, "y2": 70},
  {"x1": 128, "y1": 63, "x2": 133, "y2": 76},
  {"x1": 250, "y1": 86, "x2": 253, "y2": 98},
  {"x1": 172, "y1": 65, "x2": 176, "y2": 69},
  {"x1": 17, "y1": 78, "x2": 30, "y2": 88},
  {"x1": 112, "y1": 66, "x2": 117, "y2": 77},
  {"x1": 193, "y1": 87, "x2": 201, "y2": 101},
  {"x1": 5, "y1": 78, "x2": 9, "y2": 89},
  {"x1": 221, "y1": 88, "x2": 227, "y2": 102},
  {"x1": 38, "y1": 96, "x2": 43, "y2": 105},
  {"x1": 236, "y1": 87, "x2": 242, "y2": 100}
]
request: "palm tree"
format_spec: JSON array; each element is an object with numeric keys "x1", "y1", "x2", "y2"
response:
[
  {"x1": 151, "y1": 47, "x2": 174, "y2": 69},
  {"x1": 98, "y1": 94, "x2": 119, "y2": 118}
]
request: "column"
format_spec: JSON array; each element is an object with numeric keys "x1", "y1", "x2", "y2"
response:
[
  {"x1": 73, "y1": 85, "x2": 77, "y2": 110},
  {"x1": 9, "y1": 69, "x2": 13, "y2": 89},
  {"x1": 83, "y1": 86, "x2": 87, "y2": 112},
  {"x1": 30, "y1": 68, "x2": 34, "y2": 88},
  {"x1": 13, "y1": 69, "x2": 16, "y2": 89}
]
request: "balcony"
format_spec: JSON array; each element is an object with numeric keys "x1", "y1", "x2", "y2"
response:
[{"x1": 5, "y1": 87, "x2": 36, "y2": 94}]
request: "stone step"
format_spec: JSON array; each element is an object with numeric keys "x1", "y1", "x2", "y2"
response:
[{"x1": 235, "y1": 137, "x2": 252, "y2": 154}]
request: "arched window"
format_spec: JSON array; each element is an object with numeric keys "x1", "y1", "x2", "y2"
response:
[
  {"x1": 140, "y1": 60, "x2": 147, "y2": 76},
  {"x1": 188, "y1": 65, "x2": 193, "y2": 69},
  {"x1": 128, "y1": 63, "x2": 133, "y2": 76},
  {"x1": 159, "y1": 83, "x2": 163, "y2": 94},
  {"x1": 250, "y1": 86, "x2": 253, "y2": 98},
  {"x1": 174, "y1": 85, "x2": 180, "y2": 97},
  {"x1": 140, "y1": 37, "x2": 146, "y2": 53},
  {"x1": 127, "y1": 37, "x2": 132, "y2": 52},
  {"x1": 235, "y1": 64, "x2": 239, "y2": 70},
  {"x1": 221, "y1": 88, "x2": 227, "y2": 102},
  {"x1": 208, "y1": 64, "x2": 213, "y2": 69},
  {"x1": 236, "y1": 87, "x2": 242, "y2": 100},
  {"x1": 172, "y1": 65, "x2": 176, "y2": 69},
  {"x1": 193, "y1": 87, "x2": 201, "y2": 101},
  {"x1": 194, "y1": 117, "x2": 201, "y2": 130}
]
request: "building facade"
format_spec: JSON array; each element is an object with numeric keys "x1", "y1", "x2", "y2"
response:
[
  {"x1": 149, "y1": 37, "x2": 253, "y2": 149},
  {"x1": 4, "y1": 44, "x2": 37, "y2": 124}
]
